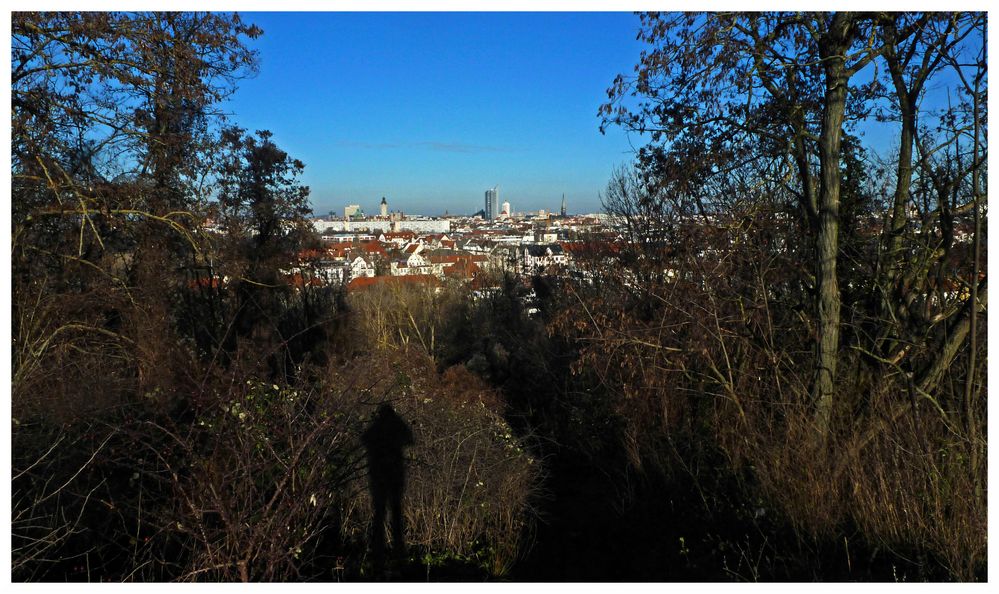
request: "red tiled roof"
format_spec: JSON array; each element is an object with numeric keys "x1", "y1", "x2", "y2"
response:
[
  {"x1": 428, "y1": 254, "x2": 463, "y2": 265},
  {"x1": 559, "y1": 240, "x2": 624, "y2": 255},
  {"x1": 297, "y1": 248, "x2": 324, "y2": 261},
  {"x1": 444, "y1": 260, "x2": 482, "y2": 279},
  {"x1": 359, "y1": 241, "x2": 387, "y2": 256}
]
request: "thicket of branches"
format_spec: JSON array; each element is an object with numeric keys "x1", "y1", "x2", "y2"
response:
[{"x1": 576, "y1": 11, "x2": 987, "y2": 580}]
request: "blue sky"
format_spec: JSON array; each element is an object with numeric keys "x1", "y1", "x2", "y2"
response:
[{"x1": 225, "y1": 12, "x2": 647, "y2": 216}]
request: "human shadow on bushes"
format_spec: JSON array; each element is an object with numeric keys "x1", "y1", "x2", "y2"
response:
[{"x1": 362, "y1": 403, "x2": 414, "y2": 578}]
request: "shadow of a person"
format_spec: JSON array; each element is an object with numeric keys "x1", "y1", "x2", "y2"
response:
[{"x1": 361, "y1": 403, "x2": 414, "y2": 575}]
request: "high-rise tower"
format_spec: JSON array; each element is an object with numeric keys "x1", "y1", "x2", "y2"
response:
[
  {"x1": 380, "y1": 196, "x2": 388, "y2": 217},
  {"x1": 485, "y1": 186, "x2": 499, "y2": 220},
  {"x1": 560, "y1": 193, "x2": 567, "y2": 217}
]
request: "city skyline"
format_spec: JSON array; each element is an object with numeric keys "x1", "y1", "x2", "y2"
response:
[
  {"x1": 313, "y1": 188, "x2": 573, "y2": 220},
  {"x1": 225, "y1": 12, "x2": 648, "y2": 216}
]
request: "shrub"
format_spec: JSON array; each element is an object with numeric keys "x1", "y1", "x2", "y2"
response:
[{"x1": 326, "y1": 348, "x2": 540, "y2": 577}]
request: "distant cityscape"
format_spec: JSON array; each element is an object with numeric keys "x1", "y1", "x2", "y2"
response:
[
  {"x1": 288, "y1": 189, "x2": 619, "y2": 293},
  {"x1": 315, "y1": 187, "x2": 577, "y2": 225},
  {"x1": 281, "y1": 184, "x2": 980, "y2": 299}
]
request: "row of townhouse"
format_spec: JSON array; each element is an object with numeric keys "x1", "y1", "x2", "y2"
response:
[
  {"x1": 292, "y1": 233, "x2": 490, "y2": 289},
  {"x1": 483, "y1": 243, "x2": 569, "y2": 275}
]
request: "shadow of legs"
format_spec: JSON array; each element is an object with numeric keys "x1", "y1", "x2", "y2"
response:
[
  {"x1": 370, "y1": 488, "x2": 387, "y2": 576},
  {"x1": 390, "y1": 490, "x2": 406, "y2": 559}
]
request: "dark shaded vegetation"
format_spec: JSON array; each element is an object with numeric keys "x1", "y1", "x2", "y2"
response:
[
  {"x1": 362, "y1": 403, "x2": 414, "y2": 573},
  {"x1": 11, "y1": 11, "x2": 987, "y2": 582},
  {"x1": 11, "y1": 11, "x2": 536, "y2": 582}
]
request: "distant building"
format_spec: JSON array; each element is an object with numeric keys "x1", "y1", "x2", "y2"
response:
[
  {"x1": 380, "y1": 196, "x2": 388, "y2": 217},
  {"x1": 313, "y1": 217, "x2": 342, "y2": 234},
  {"x1": 313, "y1": 218, "x2": 451, "y2": 234},
  {"x1": 535, "y1": 230, "x2": 558, "y2": 243},
  {"x1": 560, "y1": 194, "x2": 567, "y2": 217},
  {"x1": 485, "y1": 186, "x2": 499, "y2": 220},
  {"x1": 501, "y1": 201, "x2": 511, "y2": 218},
  {"x1": 522, "y1": 244, "x2": 567, "y2": 273},
  {"x1": 395, "y1": 219, "x2": 451, "y2": 233},
  {"x1": 344, "y1": 204, "x2": 361, "y2": 219}
]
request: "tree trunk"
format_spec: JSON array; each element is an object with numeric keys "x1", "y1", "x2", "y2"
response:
[
  {"x1": 964, "y1": 66, "x2": 983, "y2": 476},
  {"x1": 812, "y1": 15, "x2": 853, "y2": 434},
  {"x1": 884, "y1": 100, "x2": 915, "y2": 292}
]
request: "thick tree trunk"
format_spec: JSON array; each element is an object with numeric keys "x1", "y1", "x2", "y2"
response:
[{"x1": 812, "y1": 16, "x2": 853, "y2": 435}]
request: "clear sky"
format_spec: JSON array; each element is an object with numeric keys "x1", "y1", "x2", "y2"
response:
[{"x1": 224, "y1": 12, "x2": 647, "y2": 217}]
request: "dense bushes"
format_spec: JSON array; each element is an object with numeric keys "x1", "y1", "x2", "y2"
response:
[
  {"x1": 11, "y1": 235, "x2": 985, "y2": 581},
  {"x1": 584, "y1": 11, "x2": 987, "y2": 581},
  {"x1": 545, "y1": 201, "x2": 987, "y2": 581},
  {"x1": 11, "y1": 271, "x2": 540, "y2": 581},
  {"x1": 327, "y1": 350, "x2": 539, "y2": 577}
]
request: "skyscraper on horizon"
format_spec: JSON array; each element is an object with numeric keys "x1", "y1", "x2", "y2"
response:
[
  {"x1": 561, "y1": 193, "x2": 567, "y2": 217},
  {"x1": 485, "y1": 186, "x2": 499, "y2": 220}
]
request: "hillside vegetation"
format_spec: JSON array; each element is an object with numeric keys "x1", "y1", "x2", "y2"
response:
[{"x1": 11, "y1": 12, "x2": 986, "y2": 581}]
